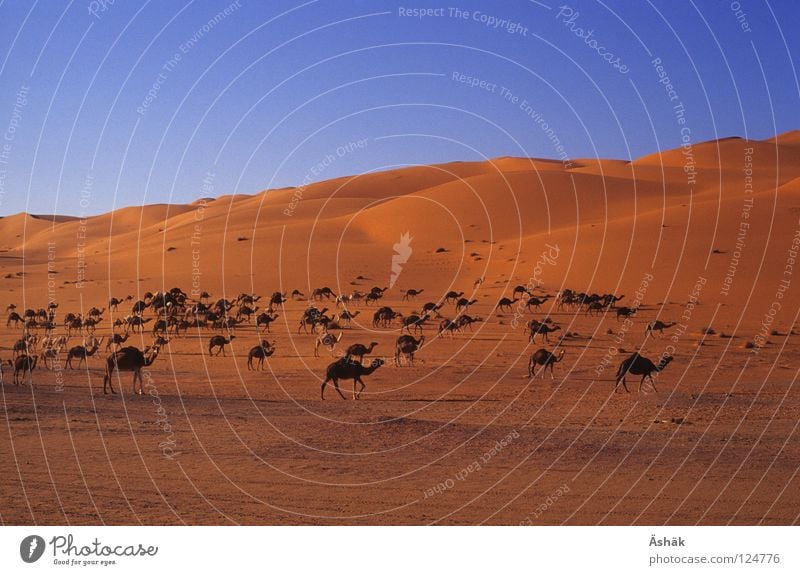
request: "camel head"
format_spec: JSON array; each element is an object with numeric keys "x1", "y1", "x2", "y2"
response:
[
  {"x1": 368, "y1": 358, "x2": 385, "y2": 370},
  {"x1": 557, "y1": 349, "x2": 566, "y2": 362},
  {"x1": 658, "y1": 356, "x2": 673, "y2": 370}
]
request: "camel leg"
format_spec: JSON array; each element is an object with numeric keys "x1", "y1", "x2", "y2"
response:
[
  {"x1": 331, "y1": 377, "x2": 346, "y2": 400},
  {"x1": 549, "y1": 364, "x2": 555, "y2": 380},
  {"x1": 528, "y1": 360, "x2": 534, "y2": 379},
  {"x1": 321, "y1": 378, "x2": 328, "y2": 399},
  {"x1": 648, "y1": 374, "x2": 658, "y2": 393}
]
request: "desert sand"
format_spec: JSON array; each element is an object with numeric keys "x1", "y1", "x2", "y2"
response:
[{"x1": 1, "y1": 133, "x2": 800, "y2": 524}]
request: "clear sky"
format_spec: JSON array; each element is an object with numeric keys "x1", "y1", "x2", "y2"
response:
[{"x1": 0, "y1": 0, "x2": 797, "y2": 216}]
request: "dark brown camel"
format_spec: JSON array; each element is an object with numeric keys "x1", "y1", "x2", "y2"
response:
[
  {"x1": 344, "y1": 342, "x2": 379, "y2": 363},
  {"x1": 13, "y1": 355, "x2": 37, "y2": 385},
  {"x1": 645, "y1": 321, "x2": 677, "y2": 337},
  {"x1": 102, "y1": 345, "x2": 161, "y2": 394},
  {"x1": 615, "y1": 353, "x2": 673, "y2": 393},
  {"x1": 247, "y1": 340, "x2": 276, "y2": 371},
  {"x1": 529, "y1": 323, "x2": 560, "y2": 343},
  {"x1": 402, "y1": 313, "x2": 429, "y2": 334},
  {"x1": 321, "y1": 357, "x2": 384, "y2": 400},
  {"x1": 402, "y1": 289, "x2": 424, "y2": 301},
  {"x1": 106, "y1": 332, "x2": 130, "y2": 351},
  {"x1": 444, "y1": 291, "x2": 464, "y2": 304},
  {"x1": 455, "y1": 298, "x2": 478, "y2": 312},
  {"x1": 395, "y1": 335, "x2": 424, "y2": 366},
  {"x1": 256, "y1": 312, "x2": 279, "y2": 332},
  {"x1": 525, "y1": 296, "x2": 550, "y2": 311},
  {"x1": 312, "y1": 287, "x2": 337, "y2": 300},
  {"x1": 528, "y1": 348, "x2": 566, "y2": 379},
  {"x1": 497, "y1": 297, "x2": 519, "y2": 312},
  {"x1": 209, "y1": 335, "x2": 236, "y2": 356},
  {"x1": 65, "y1": 342, "x2": 100, "y2": 369}
]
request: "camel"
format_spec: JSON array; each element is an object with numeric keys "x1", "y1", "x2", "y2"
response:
[
  {"x1": 102, "y1": 345, "x2": 161, "y2": 394},
  {"x1": 291, "y1": 289, "x2": 305, "y2": 300},
  {"x1": 12, "y1": 336, "x2": 36, "y2": 358},
  {"x1": 473, "y1": 277, "x2": 485, "y2": 288},
  {"x1": 512, "y1": 285, "x2": 532, "y2": 298},
  {"x1": 209, "y1": 335, "x2": 236, "y2": 356},
  {"x1": 372, "y1": 307, "x2": 402, "y2": 328},
  {"x1": 438, "y1": 318, "x2": 459, "y2": 337},
  {"x1": 152, "y1": 319, "x2": 169, "y2": 336},
  {"x1": 395, "y1": 335, "x2": 424, "y2": 366},
  {"x1": 65, "y1": 342, "x2": 100, "y2": 369},
  {"x1": 131, "y1": 299, "x2": 149, "y2": 315},
  {"x1": 314, "y1": 331, "x2": 343, "y2": 357},
  {"x1": 525, "y1": 296, "x2": 550, "y2": 312},
  {"x1": 7, "y1": 312, "x2": 23, "y2": 327},
  {"x1": 236, "y1": 305, "x2": 259, "y2": 322},
  {"x1": 402, "y1": 313, "x2": 429, "y2": 334},
  {"x1": 364, "y1": 292, "x2": 384, "y2": 305},
  {"x1": 109, "y1": 297, "x2": 123, "y2": 312},
  {"x1": 270, "y1": 292, "x2": 287, "y2": 306},
  {"x1": 88, "y1": 306, "x2": 105, "y2": 318},
  {"x1": 585, "y1": 301, "x2": 606, "y2": 316},
  {"x1": 444, "y1": 291, "x2": 464, "y2": 304},
  {"x1": 344, "y1": 342, "x2": 378, "y2": 363},
  {"x1": 616, "y1": 307, "x2": 637, "y2": 321},
  {"x1": 529, "y1": 323, "x2": 560, "y2": 344},
  {"x1": 321, "y1": 357, "x2": 384, "y2": 400},
  {"x1": 0, "y1": 358, "x2": 11, "y2": 384},
  {"x1": 645, "y1": 320, "x2": 677, "y2": 337},
  {"x1": 106, "y1": 332, "x2": 130, "y2": 351},
  {"x1": 402, "y1": 289, "x2": 424, "y2": 301},
  {"x1": 312, "y1": 287, "x2": 337, "y2": 300},
  {"x1": 528, "y1": 348, "x2": 566, "y2": 379},
  {"x1": 126, "y1": 316, "x2": 151, "y2": 333},
  {"x1": 338, "y1": 310, "x2": 360, "y2": 327},
  {"x1": 256, "y1": 312, "x2": 279, "y2": 332},
  {"x1": 497, "y1": 297, "x2": 519, "y2": 312},
  {"x1": 421, "y1": 301, "x2": 444, "y2": 317},
  {"x1": 455, "y1": 315, "x2": 482, "y2": 331},
  {"x1": 603, "y1": 294, "x2": 625, "y2": 308},
  {"x1": 13, "y1": 355, "x2": 37, "y2": 385},
  {"x1": 247, "y1": 340, "x2": 276, "y2": 371},
  {"x1": 39, "y1": 347, "x2": 62, "y2": 370},
  {"x1": 615, "y1": 353, "x2": 673, "y2": 393},
  {"x1": 298, "y1": 307, "x2": 330, "y2": 334},
  {"x1": 455, "y1": 298, "x2": 478, "y2": 312},
  {"x1": 238, "y1": 293, "x2": 261, "y2": 306}
]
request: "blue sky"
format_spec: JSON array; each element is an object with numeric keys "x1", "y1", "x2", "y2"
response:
[{"x1": 0, "y1": 0, "x2": 797, "y2": 216}]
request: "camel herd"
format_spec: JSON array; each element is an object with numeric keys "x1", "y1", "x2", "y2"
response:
[{"x1": 0, "y1": 283, "x2": 676, "y2": 398}]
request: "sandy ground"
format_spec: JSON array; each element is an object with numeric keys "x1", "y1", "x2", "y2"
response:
[{"x1": 1, "y1": 133, "x2": 800, "y2": 524}]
